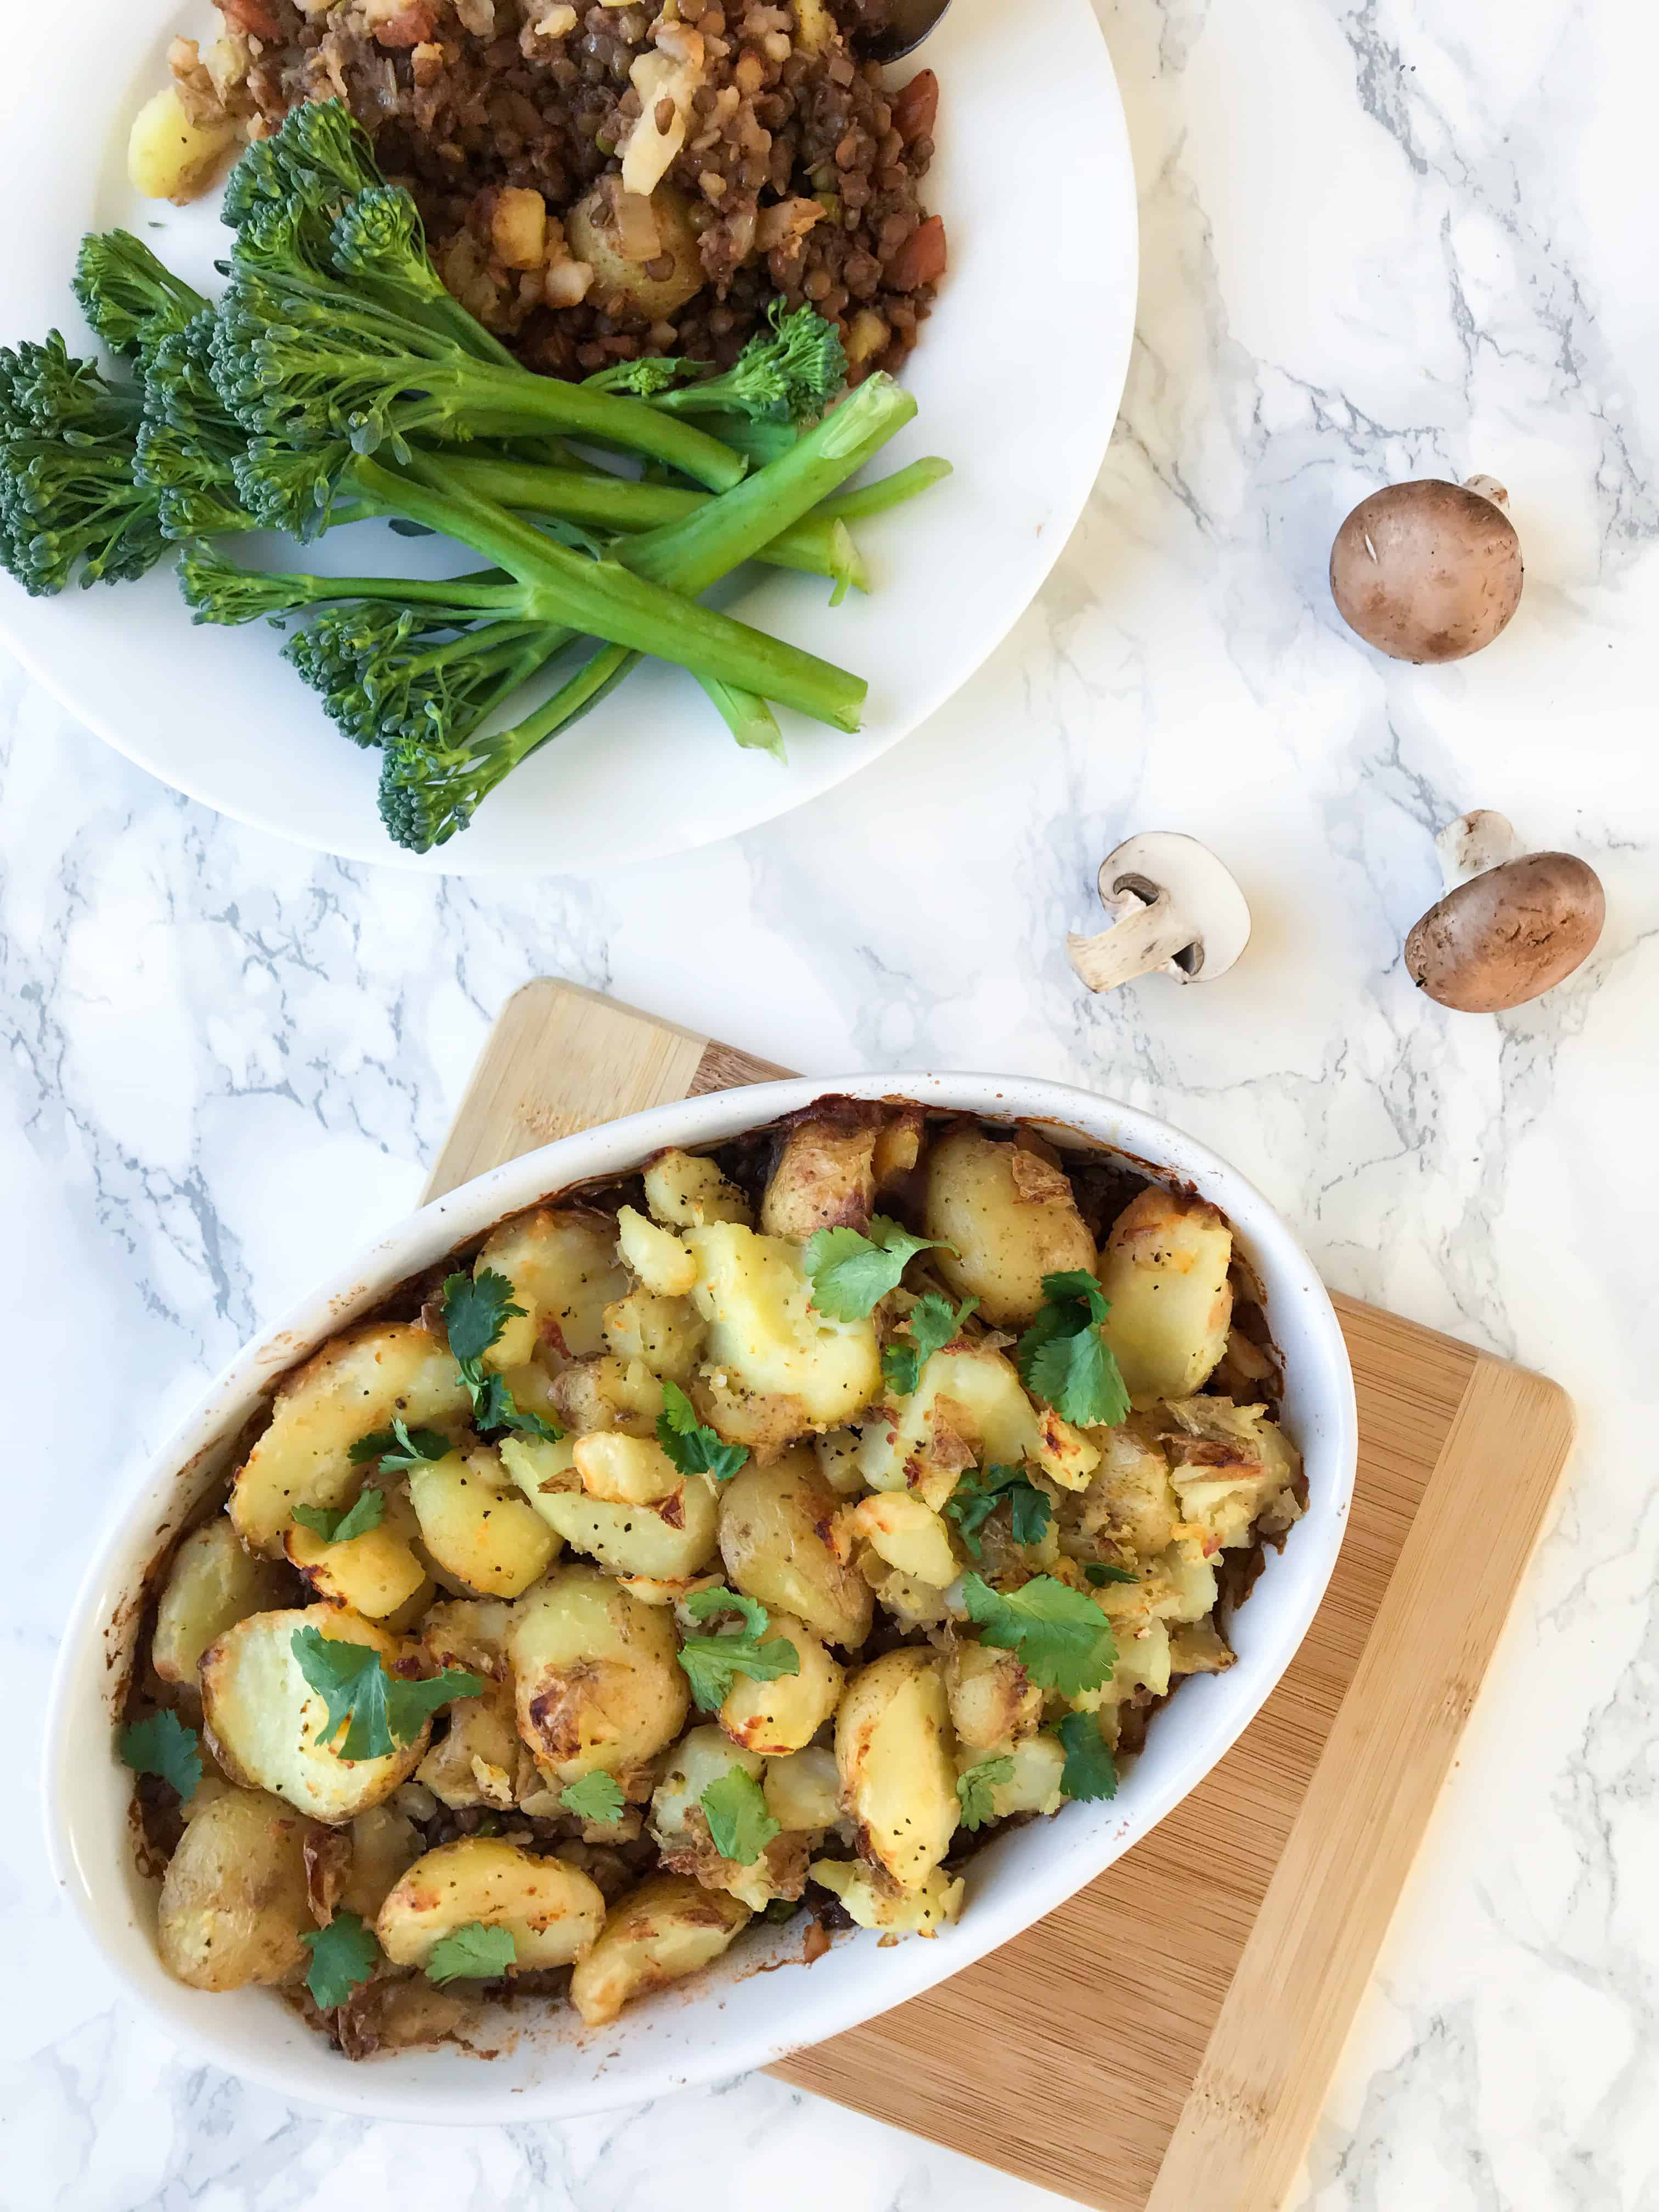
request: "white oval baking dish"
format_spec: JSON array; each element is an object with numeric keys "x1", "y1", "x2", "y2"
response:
[{"x1": 43, "y1": 1071, "x2": 1357, "y2": 2122}]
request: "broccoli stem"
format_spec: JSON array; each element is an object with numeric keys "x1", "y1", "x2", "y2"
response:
[
  {"x1": 818, "y1": 456, "x2": 953, "y2": 522},
  {"x1": 366, "y1": 453, "x2": 865, "y2": 732},
  {"x1": 426, "y1": 363, "x2": 748, "y2": 493},
  {"x1": 436, "y1": 453, "x2": 859, "y2": 585}
]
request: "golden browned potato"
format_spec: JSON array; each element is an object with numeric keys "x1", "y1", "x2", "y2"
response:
[
  {"x1": 230, "y1": 1323, "x2": 469, "y2": 1556},
  {"x1": 1095, "y1": 1187, "x2": 1233, "y2": 1406},
  {"x1": 568, "y1": 1872, "x2": 751, "y2": 2027},
  {"x1": 791, "y1": 0, "x2": 837, "y2": 54},
  {"x1": 155, "y1": 1787, "x2": 315, "y2": 1991},
  {"x1": 855, "y1": 1342, "x2": 1098, "y2": 1508},
  {"x1": 616, "y1": 1206, "x2": 697, "y2": 1297},
  {"x1": 1073, "y1": 1417, "x2": 1182, "y2": 1559},
  {"x1": 691, "y1": 1372, "x2": 812, "y2": 1463},
  {"x1": 759, "y1": 1114, "x2": 879, "y2": 1241},
  {"x1": 337, "y1": 1804, "x2": 425, "y2": 1921},
  {"x1": 128, "y1": 85, "x2": 237, "y2": 204},
  {"x1": 201, "y1": 1605, "x2": 432, "y2": 1824},
  {"x1": 844, "y1": 1493, "x2": 958, "y2": 1588},
  {"x1": 376, "y1": 1837, "x2": 606, "y2": 1972},
  {"x1": 923, "y1": 1127, "x2": 1096, "y2": 1327},
  {"x1": 647, "y1": 1725, "x2": 805, "y2": 1912},
  {"x1": 1159, "y1": 1396, "x2": 1302, "y2": 1550},
  {"x1": 945, "y1": 1640, "x2": 1041, "y2": 1752},
  {"x1": 285, "y1": 1505, "x2": 430, "y2": 1621},
  {"x1": 686, "y1": 1223, "x2": 882, "y2": 1431},
  {"x1": 719, "y1": 1613, "x2": 844, "y2": 1755},
  {"x1": 407, "y1": 1449, "x2": 557, "y2": 1599},
  {"x1": 413, "y1": 1600, "x2": 522, "y2": 1810},
  {"x1": 718, "y1": 1448, "x2": 873, "y2": 1647},
  {"x1": 809, "y1": 1858, "x2": 963, "y2": 1936},
  {"x1": 761, "y1": 1743, "x2": 841, "y2": 1833},
  {"x1": 551, "y1": 1353, "x2": 664, "y2": 1437},
  {"x1": 836, "y1": 1647, "x2": 959, "y2": 1887},
  {"x1": 475, "y1": 1207, "x2": 630, "y2": 1367},
  {"x1": 151, "y1": 1519, "x2": 289, "y2": 1688},
  {"x1": 602, "y1": 1289, "x2": 706, "y2": 1382},
  {"x1": 642, "y1": 1148, "x2": 752, "y2": 1229},
  {"x1": 509, "y1": 1565, "x2": 690, "y2": 1790},
  {"x1": 510, "y1": 1432, "x2": 719, "y2": 1581},
  {"x1": 567, "y1": 180, "x2": 704, "y2": 318},
  {"x1": 572, "y1": 1431, "x2": 681, "y2": 1505}
]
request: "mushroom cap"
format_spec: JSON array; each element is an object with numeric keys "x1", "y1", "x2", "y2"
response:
[
  {"x1": 1404, "y1": 853, "x2": 1605, "y2": 1012},
  {"x1": 1330, "y1": 479, "x2": 1523, "y2": 664}
]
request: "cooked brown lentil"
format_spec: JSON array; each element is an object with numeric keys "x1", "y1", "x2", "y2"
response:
[{"x1": 170, "y1": 0, "x2": 943, "y2": 383}]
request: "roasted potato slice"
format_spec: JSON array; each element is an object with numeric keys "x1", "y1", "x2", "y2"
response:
[
  {"x1": 509, "y1": 1565, "x2": 690, "y2": 1789},
  {"x1": 407, "y1": 1448, "x2": 557, "y2": 1599},
  {"x1": 719, "y1": 1612, "x2": 844, "y2": 1756},
  {"x1": 855, "y1": 1342, "x2": 1098, "y2": 1509},
  {"x1": 285, "y1": 1503, "x2": 429, "y2": 1621},
  {"x1": 338, "y1": 1803, "x2": 425, "y2": 1921},
  {"x1": 572, "y1": 1431, "x2": 681, "y2": 1505},
  {"x1": 551, "y1": 1352, "x2": 664, "y2": 1437},
  {"x1": 567, "y1": 179, "x2": 704, "y2": 318},
  {"x1": 923, "y1": 1127, "x2": 1096, "y2": 1327},
  {"x1": 1073, "y1": 1417, "x2": 1182, "y2": 1558},
  {"x1": 844, "y1": 1493, "x2": 958, "y2": 1588},
  {"x1": 128, "y1": 84, "x2": 237, "y2": 204},
  {"x1": 809, "y1": 1859, "x2": 963, "y2": 1936},
  {"x1": 718, "y1": 1447, "x2": 873, "y2": 1648},
  {"x1": 836, "y1": 1647, "x2": 959, "y2": 1888},
  {"x1": 1096, "y1": 1187, "x2": 1233, "y2": 1406},
  {"x1": 945, "y1": 1640, "x2": 1041, "y2": 1752},
  {"x1": 616, "y1": 1205, "x2": 697, "y2": 1297},
  {"x1": 413, "y1": 1598, "x2": 521, "y2": 1810},
  {"x1": 759, "y1": 1113, "x2": 879, "y2": 1241},
  {"x1": 201, "y1": 1605, "x2": 432, "y2": 1824},
  {"x1": 1159, "y1": 1396, "x2": 1301, "y2": 1550},
  {"x1": 602, "y1": 1288, "x2": 706, "y2": 1381},
  {"x1": 685, "y1": 1222, "x2": 882, "y2": 1429},
  {"x1": 515, "y1": 1444, "x2": 720, "y2": 1581},
  {"x1": 230, "y1": 1323, "x2": 469, "y2": 1556},
  {"x1": 475, "y1": 1207, "x2": 631, "y2": 1368},
  {"x1": 642, "y1": 1148, "x2": 752, "y2": 1229},
  {"x1": 151, "y1": 1519, "x2": 290, "y2": 1688},
  {"x1": 568, "y1": 1872, "x2": 751, "y2": 2027},
  {"x1": 762, "y1": 1743, "x2": 841, "y2": 1834},
  {"x1": 376, "y1": 1837, "x2": 606, "y2": 1972},
  {"x1": 156, "y1": 1787, "x2": 316, "y2": 1991}
]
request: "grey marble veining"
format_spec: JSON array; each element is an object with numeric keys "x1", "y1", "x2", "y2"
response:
[{"x1": 4, "y1": 0, "x2": 1659, "y2": 2204}]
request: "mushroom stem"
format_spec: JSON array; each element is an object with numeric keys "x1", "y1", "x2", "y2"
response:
[
  {"x1": 1436, "y1": 809, "x2": 1523, "y2": 887},
  {"x1": 1066, "y1": 887, "x2": 1198, "y2": 994}
]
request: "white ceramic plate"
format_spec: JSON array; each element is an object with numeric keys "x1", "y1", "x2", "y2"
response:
[
  {"x1": 0, "y1": 0, "x2": 1135, "y2": 873},
  {"x1": 45, "y1": 1073, "x2": 1357, "y2": 2122}
]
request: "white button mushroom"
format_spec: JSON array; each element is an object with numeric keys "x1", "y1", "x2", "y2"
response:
[
  {"x1": 1066, "y1": 832, "x2": 1252, "y2": 996},
  {"x1": 1404, "y1": 811, "x2": 1605, "y2": 1012}
]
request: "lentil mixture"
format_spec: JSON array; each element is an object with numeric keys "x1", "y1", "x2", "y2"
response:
[{"x1": 168, "y1": 0, "x2": 945, "y2": 381}]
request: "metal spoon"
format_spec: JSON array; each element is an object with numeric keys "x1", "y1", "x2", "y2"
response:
[{"x1": 854, "y1": 0, "x2": 952, "y2": 63}]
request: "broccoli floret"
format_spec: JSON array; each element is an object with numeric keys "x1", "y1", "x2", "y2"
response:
[
  {"x1": 72, "y1": 230, "x2": 208, "y2": 363},
  {"x1": 584, "y1": 356, "x2": 707, "y2": 399},
  {"x1": 135, "y1": 311, "x2": 253, "y2": 538},
  {"x1": 285, "y1": 602, "x2": 557, "y2": 752},
  {"x1": 221, "y1": 97, "x2": 381, "y2": 234},
  {"x1": 377, "y1": 724, "x2": 517, "y2": 853},
  {"x1": 656, "y1": 303, "x2": 848, "y2": 425},
  {"x1": 0, "y1": 333, "x2": 166, "y2": 595}
]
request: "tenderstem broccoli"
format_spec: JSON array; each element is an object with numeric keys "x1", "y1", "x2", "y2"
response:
[
  {"x1": 0, "y1": 334, "x2": 166, "y2": 595},
  {"x1": 71, "y1": 231, "x2": 208, "y2": 365},
  {"x1": 589, "y1": 300, "x2": 848, "y2": 425}
]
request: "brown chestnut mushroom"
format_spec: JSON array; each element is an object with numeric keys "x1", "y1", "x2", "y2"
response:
[
  {"x1": 1404, "y1": 811, "x2": 1605, "y2": 1012},
  {"x1": 1331, "y1": 476, "x2": 1523, "y2": 663}
]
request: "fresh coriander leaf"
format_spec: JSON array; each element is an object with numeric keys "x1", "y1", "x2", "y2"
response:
[
  {"x1": 119, "y1": 1709, "x2": 201, "y2": 1801},
  {"x1": 291, "y1": 1627, "x2": 484, "y2": 1760},
  {"x1": 700, "y1": 1769, "x2": 780, "y2": 1865},
  {"x1": 440, "y1": 1268, "x2": 524, "y2": 1378},
  {"x1": 1053, "y1": 1711, "x2": 1119, "y2": 1803},
  {"x1": 1084, "y1": 1563, "x2": 1138, "y2": 1588},
  {"x1": 1017, "y1": 1270, "x2": 1130, "y2": 1429},
  {"x1": 560, "y1": 1770, "x2": 625, "y2": 1826},
  {"x1": 960, "y1": 1573, "x2": 1118, "y2": 1698},
  {"x1": 683, "y1": 1584, "x2": 770, "y2": 1637},
  {"x1": 301, "y1": 1910, "x2": 379, "y2": 2008},
  {"x1": 881, "y1": 1292, "x2": 977, "y2": 1397},
  {"x1": 942, "y1": 1465, "x2": 1052, "y2": 1560},
  {"x1": 657, "y1": 1380, "x2": 748, "y2": 1482},
  {"x1": 955, "y1": 1754, "x2": 1014, "y2": 1831},
  {"x1": 677, "y1": 1629, "x2": 800, "y2": 1712},
  {"x1": 426, "y1": 1921, "x2": 517, "y2": 1986},
  {"x1": 802, "y1": 1215, "x2": 950, "y2": 1322},
  {"x1": 469, "y1": 1370, "x2": 562, "y2": 1442},
  {"x1": 291, "y1": 1487, "x2": 387, "y2": 1544},
  {"x1": 348, "y1": 1418, "x2": 452, "y2": 1473}
]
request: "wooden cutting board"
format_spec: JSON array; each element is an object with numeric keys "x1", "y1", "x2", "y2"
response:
[{"x1": 424, "y1": 978, "x2": 1575, "y2": 2212}]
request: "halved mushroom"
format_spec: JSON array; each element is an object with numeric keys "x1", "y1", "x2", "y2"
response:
[
  {"x1": 1066, "y1": 833, "x2": 1251, "y2": 995},
  {"x1": 1330, "y1": 477, "x2": 1523, "y2": 663},
  {"x1": 1404, "y1": 811, "x2": 1605, "y2": 1012}
]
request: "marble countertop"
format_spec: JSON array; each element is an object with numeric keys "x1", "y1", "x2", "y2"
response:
[{"x1": 5, "y1": 0, "x2": 1658, "y2": 2204}]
